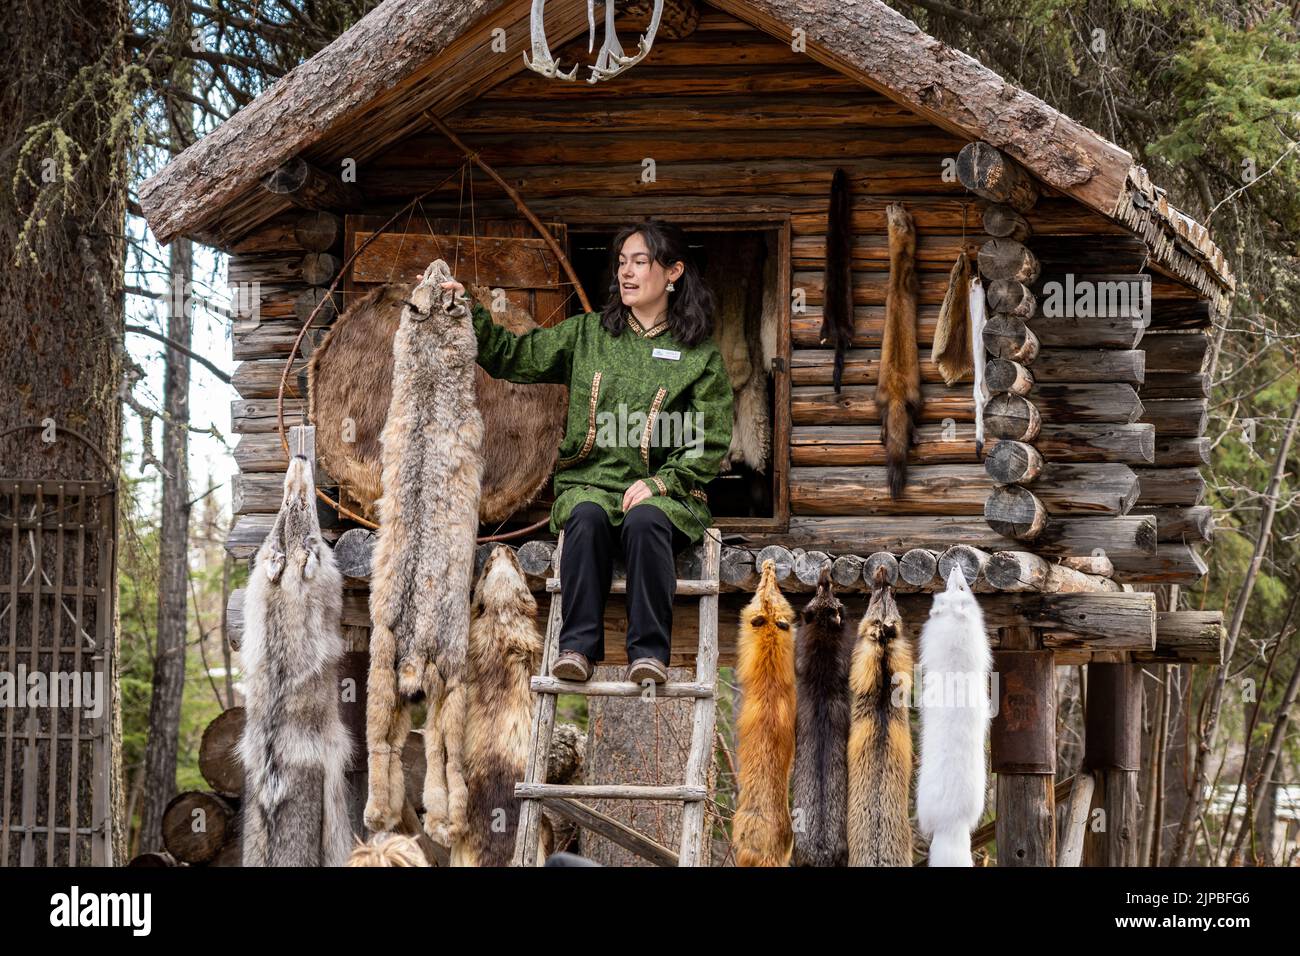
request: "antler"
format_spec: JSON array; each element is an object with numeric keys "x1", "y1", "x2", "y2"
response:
[
  {"x1": 522, "y1": 0, "x2": 579, "y2": 81},
  {"x1": 588, "y1": 0, "x2": 664, "y2": 83}
]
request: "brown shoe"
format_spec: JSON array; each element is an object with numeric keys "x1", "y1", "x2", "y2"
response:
[
  {"x1": 626, "y1": 657, "x2": 668, "y2": 685},
  {"x1": 552, "y1": 650, "x2": 592, "y2": 682}
]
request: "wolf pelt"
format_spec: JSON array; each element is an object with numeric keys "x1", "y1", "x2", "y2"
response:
[
  {"x1": 734, "y1": 559, "x2": 796, "y2": 867},
  {"x1": 365, "y1": 260, "x2": 484, "y2": 845},
  {"x1": 917, "y1": 567, "x2": 991, "y2": 866},
  {"x1": 308, "y1": 281, "x2": 564, "y2": 523},
  {"x1": 875, "y1": 202, "x2": 921, "y2": 499},
  {"x1": 847, "y1": 585, "x2": 914, "y2": 866},
  {"x1": 239, "y1": 455, "x2": 353, "y2": 867},
  {"x1": 792, "y1": 568, "x2": 853, "y2": 867},
  {"x1": 453, "y1": 546, "x2": 542, "y2": 867}
]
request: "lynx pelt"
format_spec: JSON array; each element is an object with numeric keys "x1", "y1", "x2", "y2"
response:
[
  {"x1": 734, "y1": 559, "x2": 796, "y2": 867},
  {"x1": 365, "y1": 260, "x2": 484, "y2": 845},
  {"x1": 917, "y1": 567, "x2": 990, "y2": 866},
  {"x1": 308, "y1": 282, "x2": 564, "y2": 523},
  {"x1": 239, "y1": 455, "x2": 353, "y2": 867},
  {"x1": 454, "y1": 546, "x2": 542, "y2": 867}
]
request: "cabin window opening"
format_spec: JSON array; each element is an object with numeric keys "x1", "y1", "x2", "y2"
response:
[{"x1": 571, "y1": 226, "x2": 788, "y2": 530}]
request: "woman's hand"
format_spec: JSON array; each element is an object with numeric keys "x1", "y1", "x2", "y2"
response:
[{"x1": 622, "y1": 480, "x2": 653, "y2": 512}]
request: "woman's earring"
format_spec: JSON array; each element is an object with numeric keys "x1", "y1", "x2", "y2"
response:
[{"x1": 666, "y1": 281, "x2": 675, "y2": 292}]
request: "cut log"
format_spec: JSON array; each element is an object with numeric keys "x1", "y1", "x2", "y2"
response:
[
  {"x1": 983, "y1": 314, "x2": 1040, "y2": 363},
  {"x1": 1140, "y1": 399, "x2": 1209, "y2": 438},
  {"x1": 984, "y1": 441, "x2": 1044, "y2": 484},
  {"x1": 985, "y1": 358, "x2": 1035, "y2": 395},
  {"x1": 262, "y1": 157, "x2": 363, "y2": 212},
  {"x1": 1032, "y1": 383, "x2": 1144, "y2": 424},
  {"x1": 294, "y1": 287, "x2": 342, "y2": 325},
  {"x1": 1134, "y1": 611, "x2": 1225, "y2": 664},
  {"x1": 985, "y1": 551, "x2": 1119, "y2": 593},
  {"x1": 794, "y1": 550, "x2": 833, "y2": 588},
  {"x1": 862, "y1": 551, "x2": 898, "y2": 587},
  {"x1": 1140, "y1": 371, "x2": 1210, "y2": 400},
  {"x1": 1032, "y1": 313, "x2": 1145, "y2": 349},
  {"x1": 199, "y1": 708, "x2": 246, "y2": 797},
  {"x1": 1142, "y1": 332, "x2": 1209, "y2": 373},
  {"x1": 938, "y1": 545, "x2": 989, "y2": 587},
  {"x1": 984, "y1": 394, "x2": 1041, "y2": 442},
  {"x1": 830, "y1": 553, "x2": 865, "y2": 589},
  {"x1": 293, "y1": 210, "x2": 341, "y2": 252},
  {"x1": 1031, "y1": 349, "x2": 1145, "y2": 385},
  {"x1": 1133, "y1": 467, "x2": 1207, "y2": 507},
  {"x1": 299, "y1": 252, "x2": 340, "y2": 287},
  {"x1": 755, "y1": 545, "x2": 796, "y2": 584},
  {"x1": 1060, "y1": 554, "x2": 1115, "y2": 577},
  {"x1": 982, "y1": 203, "x2": 1031, "y2": 241},
  {"x1": 333, "y1": 528, "x2": 377, "y2": 579},
  {"x1": 955, "y1": 142, "x2": 1040, "y2": 212},
  {"x1": 978, "y1": 238, "x2": 1041, "y2": 284},
  {"x1": 720, "y1": 547, "x2": 760, "y2": 591},
  {"x1": 985, "y1": 279, "x2": 1036, "y2": 318},
  {"x1": 790, "y1": 347, "x2": 951, "y2": 386},
  {"x1": 985, "y1": 485, "x2": 1048, "y2": 540},
  {"x1": 1130, "y1": 505, "x2": 1214, "y2": 544},
  {"x1": 161, "y1": 791, "x2": 235, "y2": 865},
  {"x1": 1002, "y1": 423, "x2": 1154, "y2": 465},
  {"x1": 791, "y1": 424, "x2": 979, "y2": 466},
  {"x1": 1110, "y1": 543, "x2": 1207, "y2": 585},
  {"x1": 898, "y1": 548, "x2": 938, "y2": 588}
]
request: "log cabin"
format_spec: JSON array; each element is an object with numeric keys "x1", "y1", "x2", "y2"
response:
[{"x1": 141, "y1": 0, "x2": 1230, "y2": 866}]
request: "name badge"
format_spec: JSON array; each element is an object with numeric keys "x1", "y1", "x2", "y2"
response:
[{"x1": 652, "y1": 347, "x2": 681, "y2": 361}]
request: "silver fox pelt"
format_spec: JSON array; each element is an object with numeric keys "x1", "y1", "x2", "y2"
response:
[
  {"x1": 239, "y1": 452, "x2": 353, "y2": 867},
  {"x1": 365, "y1": 259, "x2": 485, "y2": 845},
  {"x1": 916, "y1": 566, "x2": 991, "y2": 866}
]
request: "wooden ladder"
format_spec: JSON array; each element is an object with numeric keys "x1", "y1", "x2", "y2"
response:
[{"x1": 512, "y1": 527, "x2": 722, "y2": 867}]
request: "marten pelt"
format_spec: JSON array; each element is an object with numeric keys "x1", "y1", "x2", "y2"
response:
[
  {"x1": 875, "y1": 203, "x2": 921, "y2": 498},
  {"x1": 792, "y1": 568, "x2": 853, "y2": 867},
  {"x1": 847, "y1": 585, "x2": 915, "y2": 866},
  {"x1": 454, "y1": 545, "x2": 542, "y2": 867},
  {"x1": 734, "y1": 559, "x2": 797, "y2": 867},
  {"x1": 821, "y1": 167, "x2": 854, "y2": 393},
  {"x1": 366, "y1": 260, "x2": 484, "y2": 844},
  {"x1": 239, "y1": 455, "x2": 353, "y2": 867}
]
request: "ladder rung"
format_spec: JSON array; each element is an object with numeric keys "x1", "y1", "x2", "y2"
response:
[
  {"x1": 515, "y1": 783, "x2": 708, "y2": 802},
  {"x1": 545, "y1": 577, "x2": 719, "y2": 596},
  {"x1": 531, "y1": 676, "x2": 714, "y2": 699}
]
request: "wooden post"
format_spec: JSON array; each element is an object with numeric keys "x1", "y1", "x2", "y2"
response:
[
  {"x1": 992, "y1": 626, "x2": 1056, "y2": 865},
  {"x1": 1083, "y1": 662, "x2": 1142, "y2": 865}
]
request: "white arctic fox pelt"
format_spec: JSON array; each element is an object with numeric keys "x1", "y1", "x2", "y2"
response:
[
  {"x1": 916, "y1": 566, "x2": 992, "y2": 867},
  {"x1": 239, "y1": 454, "x2": 353, "y2": 867}
]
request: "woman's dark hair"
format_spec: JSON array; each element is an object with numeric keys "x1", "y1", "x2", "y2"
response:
[{"x1": 599, "y1": 218, "x2": 714, "y2": 346}]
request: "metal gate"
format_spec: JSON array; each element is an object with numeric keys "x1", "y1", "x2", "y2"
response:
[{"x1": 0, "y1": 478, "x2": 117, "y2": 866}]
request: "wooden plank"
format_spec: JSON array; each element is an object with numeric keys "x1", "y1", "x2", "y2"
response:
[{"x1": 539, "y1": 798, "x2": 678, "y2": 868}]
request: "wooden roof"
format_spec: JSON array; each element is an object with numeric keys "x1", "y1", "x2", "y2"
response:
[{"x1": 139, "y1": 0, "x2": 1232, "y2": 294}]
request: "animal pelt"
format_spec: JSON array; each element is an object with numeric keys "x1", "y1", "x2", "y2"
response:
[
  {"x1": 932, "y1": 251, "x2": 972, "y2": 386},
  {"x1": 365, "y1": 259, "x2": 484, "y2": 846},
  {"x1": 347, "y1": 832, "x2": 430, "y2": 867},
  {"x1": 847, "y1": 585, "x2": 915, "y2": 867},
  {"x1": 916, "y1": 567, "x2": 991, "y2": 867},
  {"x1": 822, "y1": 167, "x2": 855, "y2": 393},
  {"x1": 453, "y1": 545, "x2": 542, "y2": 867},
  {"x1": 792, "y1": 568, "x2": 853, "y2": 867},
  {"x1": 239, "y1": 454, "x2": 353, "y2": 867},
  {"x1": 734, "y1": 559, "x2": 797, "y2": 867},
  {"x1": 970, "y1": 275, "x2": 988, "y2": 457},
  {"x1": 707, "y1": 233, "x2": 771, "y2": 473},
  {"x1": 875, "y1": 202, "x2": 922, "y2": 499},
  {"x1": 308, "y1": 281, "x2": 565, "y2": 523}
]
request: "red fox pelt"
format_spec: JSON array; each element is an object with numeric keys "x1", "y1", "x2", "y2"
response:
[
  {"x1": 308, "y1": 282, "x2": 565, "y2": 523},
  {"x1": 847, "y1": 585, "x2": 915, "y2": 866},
  {"x1": 734, "y1": 559, "x2": 797, "y2": 867},
  {"x1": 875, "y1": 202, "x2": 921, "y2": 499},
  {"x1": 239, "y1": 455, "x2": 353, "y2": 867},
  {"x1": 792, "y1": 568, "x2": 853, "y2": 867},
  {"x1": 453, "y1": 545, "x2": 542, "y2": 867},
  {"x1": 365, "y1": 260, "x2": 483, "y2": 845}
]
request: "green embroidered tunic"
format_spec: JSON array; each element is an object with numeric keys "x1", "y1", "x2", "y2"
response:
[{"x1": 471, "y1": 303, "x2": 734, "y2": 545}]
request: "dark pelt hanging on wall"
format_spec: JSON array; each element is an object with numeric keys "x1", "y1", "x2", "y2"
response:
[
  {"x1": 792, "y1": 568, "x2": 853, "y2": 867},
  {"x1": 847, "y1": 585, "x2": 914, "y2": 867},
  {"x1": 821, "y1": 167, "x2": 855, "y2": 393},
  {"x1": 875, "y1": 203, "x2": 922, "y2": 499},
  {"x1": 308, "y1": 282, "x2": 566, "y2": 524}
]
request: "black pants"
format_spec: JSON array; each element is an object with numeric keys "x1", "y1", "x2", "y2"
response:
[{"x1": 559, "y1": 501, "x2": 690, "y2": 666}]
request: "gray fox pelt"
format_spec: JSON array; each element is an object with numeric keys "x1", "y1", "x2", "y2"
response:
[
  {"x1": 239, "y1": 454, "x2": 353, "y2": 867},
  {"x1": 847, "y1": 585, "x2": 915, "y2": 866},
  {"x1": 365, "y1": 260, "x2": 484, "y2": 845},
  {"x1": 734, "y1": 559, "x2": 797, "y2": 867},
  {"x1": 792, "y1": 568, "x2": 853, "y2": 867},
  {"x1": 454, "y1": 546, "x2": 542, "y2": 867},
  {"x1": 875, "y1": 202, "x2": 921, "y2": 498}
]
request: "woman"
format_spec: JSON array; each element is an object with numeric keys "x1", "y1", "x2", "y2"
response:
[{"x1": 441, "y1": 218, "x2": 733, "y2": 685}]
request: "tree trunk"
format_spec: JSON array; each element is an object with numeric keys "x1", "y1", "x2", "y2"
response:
[{"x1": 0, "y1": 0, "x2": 128, "y2": 864}]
